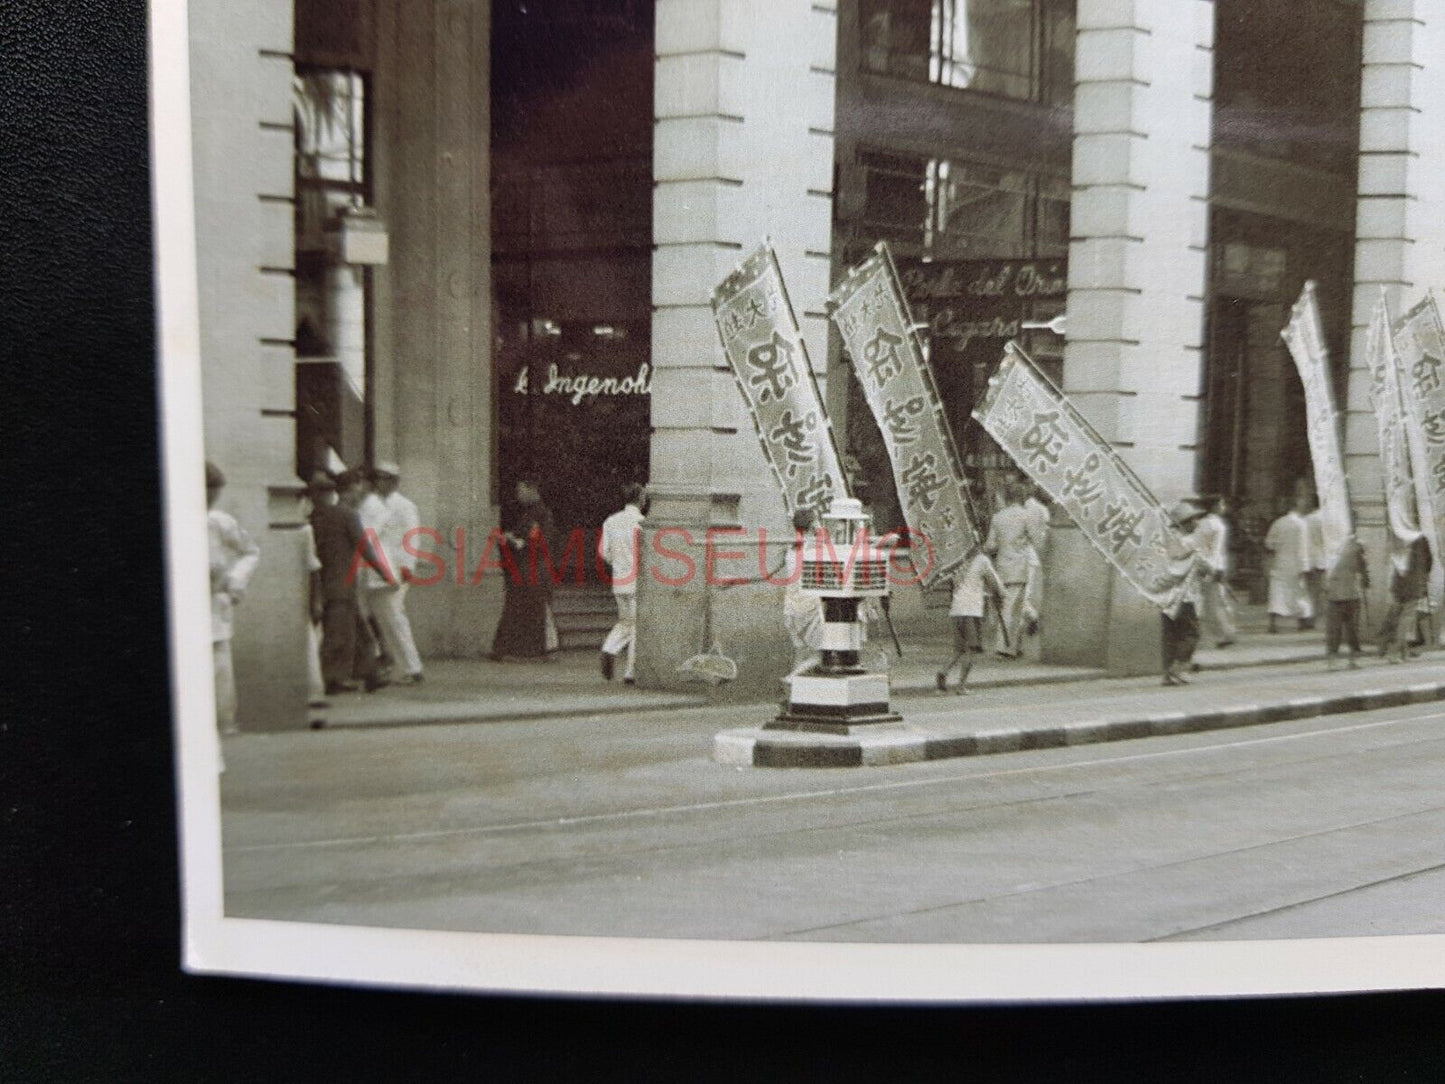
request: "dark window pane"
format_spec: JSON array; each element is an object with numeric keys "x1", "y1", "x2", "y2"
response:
[{"x1": 858, "y1": 0, "x2": 1074, "y2": 105}]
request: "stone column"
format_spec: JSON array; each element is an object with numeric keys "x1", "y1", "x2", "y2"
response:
[
  {"x1": 372, "y1": 0, "x2": 497, "y2": 657},
  {"x1": 1044, "y1": 0, "x2": 1214, "y2": 674},
  {"x1": 191, "y1": 0, "x2": 310, "y2": 729},
  {"x1": 637, "y1": 0, "x2": 837, "y2": 693},
  {"x1": 1345, "y1": 0, "x2": 1445, "y2": 617}
]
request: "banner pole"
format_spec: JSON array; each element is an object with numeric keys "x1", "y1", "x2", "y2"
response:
[{"x1": 768, "y1": 244, "x2": 850, "y2": 493}]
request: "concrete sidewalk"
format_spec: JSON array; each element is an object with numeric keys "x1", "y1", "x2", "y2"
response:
[
  {"x1": 312, "y1": 625, "x2": 1340, "y2": 730},
  {"x1": 716, "y1": 655, "x2": 1445, "y2": 768}
]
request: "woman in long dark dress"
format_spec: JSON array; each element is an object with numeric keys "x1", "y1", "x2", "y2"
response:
[{"x1": 488, "y1": 482, "x2": 553, "y2": 660}]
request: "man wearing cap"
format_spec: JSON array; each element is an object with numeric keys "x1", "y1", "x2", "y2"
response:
[
  {"x1": 207, "y1": 461, "x2": 260, "y2": 745},
  {"x1": 310, "y1": 470, "x2": 387, "y2": 694},
  {"x1": 359, "y1": 460, "x2": 424, "y2": 684},
  {"x1": 1160, "y1": 499, "x2": 1208, "y2": 687}
]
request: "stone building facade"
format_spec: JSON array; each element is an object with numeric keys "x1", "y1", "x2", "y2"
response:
[{"x1": 187, "y1": 0, "x2": 1442, "y2": 725}]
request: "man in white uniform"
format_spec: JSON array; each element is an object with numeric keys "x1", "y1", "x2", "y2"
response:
[
  {"x1": 597, "y1": 483, "x2": 646, "y2": 684},
  {"x1": 207, "y1": 461, "x2": 260, "y2": 756},
  {"x1": 1264, "y1": 494, "x2": 1314, "y2": 633},
  {"x1": 984, "y1": 480, "x2": 1035, "y2": 657},
  {"x1": 1192, "y1": 495, "x2": 1237, "y2": 646},
  {"x1": 359, "y1": 460, "x2": 424, "y2": 684}
]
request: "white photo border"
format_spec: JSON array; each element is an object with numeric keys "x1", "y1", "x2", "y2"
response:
[{"x1": 153, "y1": 0, "x2": 1445, "y2": 1002}]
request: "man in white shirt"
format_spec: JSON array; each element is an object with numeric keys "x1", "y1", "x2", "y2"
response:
[
  {"x1": 597, "y1": 483, "x2": 646, "y2": 684},
  {"x1": 207, "y1": 461, "x2": 260, "y2": 752},
  {"x1": 359, "y1": 460, "x2": 424, "y2": 684},
  {"x1": 1264, "y1": 493, "x2": 1314, "y2": 633},
  {"x1": 984, "y1": 479, "x2": 1036, "y2": 657},
  {"x1": 1192, "y1": 495, "x2": 1237, "y2": 646}
]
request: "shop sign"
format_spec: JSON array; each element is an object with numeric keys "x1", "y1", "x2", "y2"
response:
[
  {"x1": 511, "y1": 362, "x2": 653, "y2": 405},
  {"x1": 829, "y1": 243, "x2": 981, "y2": 584},
  {"x1": 712, "y1": 243, "x2": 849, "y2": 521},
  {"x1": 974, "y1": 343, "x2": 1194, "y2": 616},
  {"x1": 896, "y1": 258, "x2": 1067, "y2": 353},
  {"x1": 1280, "y1": 281, "x2": 1351, "y2": 569}
]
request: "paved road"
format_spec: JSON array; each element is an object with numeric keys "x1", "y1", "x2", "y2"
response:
[{"x1": 221, "y1": 686, "x2": 1445, "y2": 943}]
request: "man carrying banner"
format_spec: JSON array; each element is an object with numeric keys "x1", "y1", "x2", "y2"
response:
[
  {"x1": 1380, "y1": 529, "x2": 1433, "y2": 662},
  {"x1": 984, "y1": 479, "x2": 1035, "y2": 658},
  {"x1": 1161, "y1": 501, "x2": 1209, "y2": 686}
]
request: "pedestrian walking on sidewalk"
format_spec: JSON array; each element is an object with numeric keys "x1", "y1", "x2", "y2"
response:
[
  {"x1": 312, "y1": 470, "x2": 387, "y2": 694},
  {"x1": 490, "y1": 480, "x2": 557, "y2": 661},
  {"x1": 207, "y1": 461, "x2": 260, "y2": 754},
  {"x1": 1264, "y1": 494, "x2": 1314, "y2": 633},
  {"x1": 359, "y1": 461, "x2": 425, "y2": 684},
  {"x1": 598, "y1": 482, "x2": 646, "y2": 684},
  {"x1": 984, "y1": 480, "x2": 1036, "y2": 658},
  {"x1": 1193, "y1": 495, "x2": 1238, "y2": 647},
  {"x1": 1161, "y1": 500, "x2": 1208, "y2": 687},
  {"x1": 936, "y1": 541, "x2": 1004, "y2": 695},
  {"x1": 1325, "y1": 521, "x2": 1369, "y2": 670},
  {"x1": 1380, "y1": 531, "x2": 1432, "y2": 662}
]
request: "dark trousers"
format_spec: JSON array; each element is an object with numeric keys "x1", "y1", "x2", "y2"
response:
[
  {"x1": 1326, "y1": 599, "x2": 1360, "y2": 656},
  {"x1": 321, "y1": 596, "x2": 378, "y2": 684},
  {"x1": 1161, "y1": 602, "x2": 1200, "y2": 672}
]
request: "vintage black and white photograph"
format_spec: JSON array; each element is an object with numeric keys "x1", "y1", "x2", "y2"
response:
[{"x1": 155, "y1": 0, "x2": 1445, "y2": 999}]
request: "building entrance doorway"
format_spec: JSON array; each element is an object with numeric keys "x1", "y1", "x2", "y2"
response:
[{"x1": 1202, "y1": 294, "x2": 1310, "y2": 599}]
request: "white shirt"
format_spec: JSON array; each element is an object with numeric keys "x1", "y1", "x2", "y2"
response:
[
  {"x1": 598, "y1": 503, "x2": 644, "y2": 595},
  {"x1": 1193, "y1": 512, "x2": 1229, "y2": 575},
  {"x1": 359, "y1": 490, "x2": 420, "y2": 587},
  {"x1": 986, "y1": 503, "x2": 1035, "y2": 584},
  {"x1": 1023, "y1": 497, "x2": 1050, "y2": 552},
  {"x1": 950, "y1": 552, "x2": 1004, "y2": 618},
  {"x1": 1265, "y1": 511, "x2": 1312, "y2": 579},
  {"x1": 209, "y1": 508, "x2": 260, "y2": 643}
]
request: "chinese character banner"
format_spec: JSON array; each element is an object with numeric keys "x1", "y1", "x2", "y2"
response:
[
  {"x1": 1280, "y1": 281, "x2": 1352, "y2": 570},
  {"x1": 1366, "y1": 291, "x2": 1431, "y2": 548},
  {"x1": 974, "y1": 345, "x2": 1192, "y2": 614},
  {"x1": 1392, "y1": 292, "x2": 1445, "y2": 628},
  {"x1": 712, "y1": 243, "x2": 849, "y2": 522},
  {"x1": 829, "y1": 244, "x2": 979, "y2": 584}
]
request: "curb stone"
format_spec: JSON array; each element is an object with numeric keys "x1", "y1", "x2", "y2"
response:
[{"x1": 714, "y1": 679, "x2": 1445, "y2": 769}]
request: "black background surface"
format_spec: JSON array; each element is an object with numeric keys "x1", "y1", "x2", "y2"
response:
[{"x1": 3, "y1": 2, "x2": 1444, "y2": 1079}]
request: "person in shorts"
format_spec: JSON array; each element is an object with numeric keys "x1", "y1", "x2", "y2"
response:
[{"x1": 937, "y1": 541, "x2": 1004, "y2": 695}]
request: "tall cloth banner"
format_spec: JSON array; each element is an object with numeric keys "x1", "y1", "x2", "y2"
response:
[
  {"x1": 712, "y1": 243, "x2": 849, "y2": 521},
  {"x1": 1391, "y1": 292, "x2": 1445, "y2": 630},
  {"x1": 828, "y1": 243, "x2": 979, "y2": 584},
  {"x1": 1365, "y1": 291, "x2": 1424, "y2": 541},
  {"x1": 973, "y1": 343, "x2": 1193, "y2": 615},
  {"x1": 1279, "y1": 281, "x2": 1350, "y2": 570}
]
